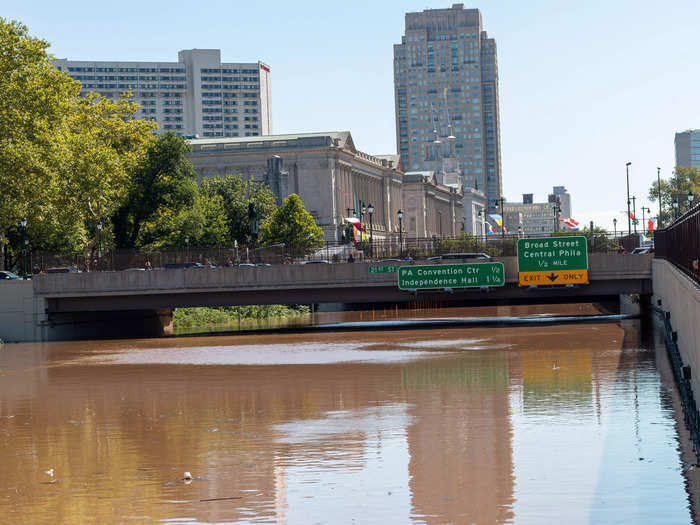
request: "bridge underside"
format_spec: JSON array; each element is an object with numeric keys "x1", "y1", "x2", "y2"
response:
[{"x1": 46, "y1": 279, "x2": 651, "y2": 313}]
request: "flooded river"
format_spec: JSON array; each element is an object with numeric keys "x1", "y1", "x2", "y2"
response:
[{"x1": 0, "y1": 307, "x2": 696, "y2": 524}]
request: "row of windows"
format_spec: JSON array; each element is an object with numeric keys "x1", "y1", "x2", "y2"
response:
[
  {"x1": 68, "y1": 66, "x2": 185, "y2": 73},
  {"x1": 201, "y1": 68, "x2": 258, "y2": 74},
  {"x1": 201, "y1": 76, "x2": 259, "y2": 82},
  {"x1": 200, "y1": 84, "x2": 260, "y2": 90},
  {"x1": 72, "y1": 75, "x2": 186, "y2": 81},
  {"x1": 81, "y1": 84, "x2": 186, "y2": 90},
  {"x1": 202, "y1": 124, "x2": 257, "y2": 129}
]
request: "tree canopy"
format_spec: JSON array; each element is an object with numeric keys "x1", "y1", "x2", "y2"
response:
[
  {"x1": 199, "y1": 175, "x2": 277, "y2": 245},
  {"x1": 648, "y1": 166, "x2": 700, "y2": 227},
  {"x1": 111, "y1": 133, "x2": 198, "y2": 248},
  {"x1": 259, "y1": 194, "x2": 324, "y2": 254},
  {"x1": 0, "y1": 18, "x2": 153, "y2": 267}
]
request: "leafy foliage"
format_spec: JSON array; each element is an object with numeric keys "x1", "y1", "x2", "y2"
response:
[
  {"x1": 199, "y1": 175, "x2": 277, "y2": 245},
  {"x1": 0, "y1": 18, "x2": 153, "y2": 267},
  {"x1": 259, "y1": 194, "x2": 325, "y2": 254},
  {"x1": 112, "y1": 133, "x2": 197, "y2": 248},
  {"x1": 648, "y1": 166, "x2": 700, "y2": 226}
]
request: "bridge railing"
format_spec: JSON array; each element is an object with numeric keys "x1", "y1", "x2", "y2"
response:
[
  {"x1": 26, "y1": 231, "x2": 622, "y2": 272},
  {"x1": 655, "y1": 205, "x2": 700, "y2": 285}
]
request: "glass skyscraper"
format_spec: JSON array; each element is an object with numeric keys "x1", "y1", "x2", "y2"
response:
[
  {"x1": 393, "y1": 4, "x2": 502, "y2": 211},
  {"x1": 674, "y1": 130, "x2": 700, "y2": 169}
]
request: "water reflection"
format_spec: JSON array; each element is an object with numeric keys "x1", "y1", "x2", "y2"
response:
[{"x1": 0, "y1": 315, "x2": 694, "y2": 524}]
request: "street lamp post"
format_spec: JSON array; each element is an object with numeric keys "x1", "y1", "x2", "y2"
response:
[
  {"x1": 552, "y1": 202, "x2": 561, "y2": 234},
  {"x1": 397, "y1": 209, "x2": 404, "y2": 258},
  {"x1": 672, "y1": 199, "x2": 679, "y2": 221},
  {"x1": 20, "y1": 217, "x2": 27, "y2": 278},
  {"x1": 641, "y1": 207, "x2": 650, "y2": 234},
  {"x1": 96, "y1": 220, "x2": 103, "y2": 271},
  {"x1": 185, "y1": 235, "x2": 190, "y2": 261},
  {"x1": 613, "y1": 218, "x2": 617, "y2": 238},
  {"x1": 687, "y1": 191, "x2": 695, "y2": 212},
  {"x1": 631, "y1": 196, "x2": 637, "y2": 234},
  {"x1": 494, "y1": 197, "x2": 505, "y2": 239},
  {"x1": 657, "y1": 167, "x2": 662, "y2": 229},
  {"x1": 626, "y1": 162, "x2": 632, "y2": 235},
  {"x1": 367, "y1": 203, "x2": 374, "y2": 258}
]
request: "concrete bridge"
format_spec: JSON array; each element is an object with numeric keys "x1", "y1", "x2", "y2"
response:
[{"x1": 0, "y1": 254, "x2": 652, "y2": 342}]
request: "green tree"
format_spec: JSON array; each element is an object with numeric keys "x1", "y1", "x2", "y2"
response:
[
  {"x1": 0, "y1": 18, "x2": 153, "y2": 267},
  {"x1": 259, "y1": 194, "x2": 324, "y2": 254},
  {"x1": 199, "y1": 175, "x2": 277, "y2": 244},
  {"x1": 648, "y1": 166, "x2": 700, "y2": 226},
  {"x1": 112, "y1": 133, "x2": 198, "y2": 248}
]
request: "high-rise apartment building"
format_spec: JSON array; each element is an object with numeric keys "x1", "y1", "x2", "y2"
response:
[
  {"x1": 393, "y1": 3, "x2": 502, "y2": 211},
  {"x1": 674, "y1": 130, "x2": 700, "y2": 169},
  {"x1": 54, "y1": 49, "x2": 271, "y2": 138}
]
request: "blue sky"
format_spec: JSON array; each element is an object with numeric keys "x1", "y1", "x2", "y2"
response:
[{"x1": 7, "y1": 0, "x2": 700, "y2": 230}]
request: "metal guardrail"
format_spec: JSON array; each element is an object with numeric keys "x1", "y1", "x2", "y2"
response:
[
  {"x1": 655, "y1": 205, "x2": 700, "y2": 286},
  {"x1": 24, "y1": 231, "x2": 627, "y2": 273}
]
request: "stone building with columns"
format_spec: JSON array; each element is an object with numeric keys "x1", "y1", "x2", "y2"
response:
[
  {"x1": 402, "y1": 172, "x2": 463, "y2": 239},
  {"x1": 187, "y1": 132, "x2": 405, "y2": 241}
]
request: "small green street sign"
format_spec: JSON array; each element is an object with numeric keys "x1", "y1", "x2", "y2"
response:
[
  {"x1": 369, "y1": 265, "x2": 399, "y2": 274},
  {"x1": 398, "y1": 263, "x2": 505, "y2": 290},
  {"x1": 517, "y1": 236, "x2": 589, "y2": 286}
]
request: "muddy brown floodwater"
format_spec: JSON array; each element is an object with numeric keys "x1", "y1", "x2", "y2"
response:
[{"x1": 0, "y1": 306, "x2": 696, "y2": 524}]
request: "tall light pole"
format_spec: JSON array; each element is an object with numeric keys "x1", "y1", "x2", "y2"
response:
[
  {"x1": 613, "y1": 218, "x2": 617, "y2": 238},
  {"x1": 657, "y1": 167, "x2": 662, "y2": 229},
  {"x1": 367, "y1": 203, "x2": 374, "y2": 258},
  {"x1": 20, "y1": 217, "x2": 27, "y2": 278},
  {"x1": 626, "y1": 162, "x2": 632, "y2": 235},
  {"x1": 494, "y1": 197, "x2": 505, "y2": 239},
  {"x1": 641, "y1": 207, "x2": 650, "y2": 234},
  {"x1": 631, "y1": 196, "x2": 637, "y2": 234},
  {"x1": 552, "y1": 200, "x2": 561, "y2": 233},
  {"x1": 672, "y1": 198, "x2": 679, "y2": 221},
  {"x1": 397, "y1": 209, "x2": 403, "y2": 258},
  {"x1": 687, "y1": 191, "x2": 695, "y2": 212}
]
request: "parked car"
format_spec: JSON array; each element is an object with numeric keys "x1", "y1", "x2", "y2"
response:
[
  {"x1": 378, "y1": 258, "x2": 403, "y2": 263},
  {"x1": 0, "y1": 271, "x2": 20, "y2": 280},
  {"x1": 439, "y1": 252, "x2": 492, "y2": 261},
  {"x1": 630, "y1": 247, "x2": 653, "y2": 254},
  {"x1": 164, "y1": 262, "x2": 205, "y2": 269},
  {"x1": 300, "y1": 260, "x2": 332, "y2": 264},
  {"x1": 45, "y1": 266, "x2": 80, "y2": 273}
]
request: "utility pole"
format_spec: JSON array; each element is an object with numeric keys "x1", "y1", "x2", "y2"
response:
[
  {"x1": 626, "y1": 162, "x2": 632, "y2": 235},
  {"x1": 657, "y1": 167, "x2": 662, "y2": 229}
]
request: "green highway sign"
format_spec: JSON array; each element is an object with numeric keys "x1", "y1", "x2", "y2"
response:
[
  {"x1": 398, "y1": 263, "x2": 505, "y2": 290},
  {"x1": 369, "y1": 265, "x2": 398, "y2": 274},
  {"x1": 517, "y1": 236, "x2": 589, "y2": 286}
]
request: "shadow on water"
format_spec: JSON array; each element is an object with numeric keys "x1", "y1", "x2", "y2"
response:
[
  {"x1": 173, "y1": 303, "x2": 634, "y2": 339},
  {"x1": 588, "y1": 315, "x2": 698, "y2": 524}
]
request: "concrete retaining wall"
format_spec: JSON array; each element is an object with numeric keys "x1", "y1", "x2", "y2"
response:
[
  {"x1": 652, "y1": 259, "x2": 700, "y2": 399},
  {"x1": 0, "y1": 280, "x2": 41, "y2": 343}
]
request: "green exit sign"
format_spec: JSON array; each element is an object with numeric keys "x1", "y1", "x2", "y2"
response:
[
  {"x1": 369, "y1": 265, "x2": 398, "y2": 274},
  {"x1": 398, "y1": 263, "x2": 505, "y2": 290}
]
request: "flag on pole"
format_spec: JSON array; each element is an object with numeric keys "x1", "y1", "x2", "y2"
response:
[
  {"x1": 647, "y1": 218, "x2": 656, "y2": 232},
  {"x1": 559, "y1": 217, "x2": 580, "y2": 229},
  {"x1": 490, "y1": 214, "x2": 505, "y2": 232},
  {"x1": 487, "y1": 224, "x2": 496, "y2": 235}
]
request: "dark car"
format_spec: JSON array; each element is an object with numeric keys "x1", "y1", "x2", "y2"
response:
[
  {"x1": 45, "y1": 266, "x2": 80, "y2": 273},
  {"x1": 439, "y1": 252, "x2": 492, "y2": 261},
  {"x1": 0, "y1": 271, "x2": 20, "y2": 280},
  {"x1": 164, "y1": 262, "x2": 205, "y2": 269}
]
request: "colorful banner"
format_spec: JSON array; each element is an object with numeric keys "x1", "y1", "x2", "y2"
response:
[
  {"x1": 647, "y1": 218, "x2": 656, "y2": 232},
  {"x1": 353, "y1": 224, "x2": 365, "y2": 242},
  {"x1": 490, "y1": 214, "x2": 505, "y2": 232}
]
